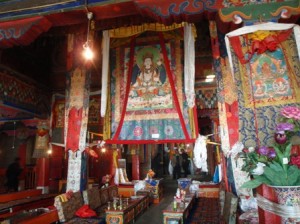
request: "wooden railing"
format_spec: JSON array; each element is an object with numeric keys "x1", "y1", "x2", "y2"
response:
[
  {"x1": 24, "y1": 166, "x2": 36, "y2": 190},
  {"x1": 0, "y1": 169, "x2": 6, "y2": 194}
]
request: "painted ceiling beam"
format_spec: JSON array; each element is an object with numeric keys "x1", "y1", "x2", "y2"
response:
[{"x1": 0, "y1": 0, "x2": 131, "y2": 22}]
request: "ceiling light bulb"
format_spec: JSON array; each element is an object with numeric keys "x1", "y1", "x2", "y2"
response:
[{"x1": 83, "y1": 45, "x2": 94, "y2": 60}]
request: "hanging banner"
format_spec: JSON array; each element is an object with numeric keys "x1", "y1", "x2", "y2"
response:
[
  {"x1": 32, "y1": 120, "x2": 50, "y2": 158},
  {"x1": 225, "y1": 23, "x2": 300, "y2": 147},
  {"x1": 108, "y1": 32, "x2": 196, "y2": 144},
  {"x1": 65, "y1": 67, "x2": 90, "y2": 152}
]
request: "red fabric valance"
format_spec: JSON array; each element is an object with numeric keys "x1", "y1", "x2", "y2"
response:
[
  {"x1": 0, "y1": 16, "x2": 52, "y2": 48},
  {"x1": 229, "y1": 29, "x2": 293, "y2": 64}
]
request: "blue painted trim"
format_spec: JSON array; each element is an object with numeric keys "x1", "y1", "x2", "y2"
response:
[
  {"x1": 0, "y1": 1, "x2": 83, "y2": 20},
  {"x1": 0, "y1": 0, "x2": 113, "y2": 20},
  {"x1": 0, "y1": 116, "x2": 34, "y2": 121},
  {"x1": 2, "y1": 101, "x2": 39, "y2": 115}
]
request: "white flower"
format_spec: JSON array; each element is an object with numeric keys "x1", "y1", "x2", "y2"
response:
[
  {"x1": 248, "y1": 147, "x2": 255, "y2": 152},
  {"x1": 251, "y1": 162, "x2": 266, "y2": 175}
]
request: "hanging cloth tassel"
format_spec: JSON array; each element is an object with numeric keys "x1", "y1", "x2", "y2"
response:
[
  {"x1": 101, "y1": 30, "x2": 110, "y2": 117},
  {"x1": 184, "y1": 23, "x2": 195, "y2": 108}
]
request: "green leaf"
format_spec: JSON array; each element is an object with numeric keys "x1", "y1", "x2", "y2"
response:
[
  {"x1": 287, "y1": 165, "x2": 300, "y2": 185},
  {"x1": 268, "y1": 162, "x2": 283, "y2": 172},
  {"x1": 241, "y1": 179, "x2": 262, "y2": 189},
  {"x1": 253, "y1": 175, "x2": 272, "y2": 185},
  {"x1": 273, "y1": 145, "x2": 284, "y2": 160},
  {"x1": 263, "y1": 166, "x2": 285, "y2": 186},
  {"x1": 283, "y1": 142, "x2": 292, "y2": 158}
]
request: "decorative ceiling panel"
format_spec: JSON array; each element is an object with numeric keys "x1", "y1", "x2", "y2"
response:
[{"x1": 0, "y1": 16, "x2": 51, "y2": 48}]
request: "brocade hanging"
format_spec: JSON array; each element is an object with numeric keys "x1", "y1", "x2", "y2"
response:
[
  {"x1": 65, "y1": 67, "x2": 90, "y2": 152},
  {"x1": 108, "y1": 32, "x2": 196, "y2": 144},
  {"x1": 225, "y1": 23, "x2": 300, "y2": 147}
]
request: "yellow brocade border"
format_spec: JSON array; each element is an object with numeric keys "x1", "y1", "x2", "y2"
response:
[
  {"x1": 108, "y1": 22, "x2": 196, "y2": 39},
  {"x1": 188, "y1": 108, "x2": 196, "y2": 139},
  {"x1": 281, "y1": 36, "x2": 300, "y2": 97},
  {"x1": 115, "y1": 48, "x2": 121, "y2": 122}
]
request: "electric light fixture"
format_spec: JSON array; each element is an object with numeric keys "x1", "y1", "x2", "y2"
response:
[{"x1": 83, "y1": 12, "x2": 94, "y2": 60}]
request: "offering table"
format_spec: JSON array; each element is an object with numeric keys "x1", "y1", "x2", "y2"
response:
[
  {"x1": 162, "y1": 195, "x2": 195, "y2": 224},
  {"x1": 105, "y1": 195, "x2": 149, "y2": 224}
]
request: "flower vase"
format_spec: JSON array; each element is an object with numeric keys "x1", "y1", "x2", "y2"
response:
[{"x1": 272, "y1": 186, "x2": 300, "y2": 224}]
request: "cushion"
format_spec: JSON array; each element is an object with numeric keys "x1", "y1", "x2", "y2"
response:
[
  {"x1": 100, "y1": 188, "x2": 109, "y2": 205},
  {"x1": 83, "y1": 187, "x2": 101, "y2": 209},
  {"x1": 61, "y1": 192, "x2": 84, "y2": 222},
  {"x1": 95, "y1": 205, "x2": 107, "y2": 218},
  {"x1": 75, "y1": 204, "x2": 96, "y2": 218},
  {"x1": 108, "y1": 185, "x2": 118, "y2": 201},
  {"x1": 54, "y1": 194, "x2": 67, "y2": 222}
]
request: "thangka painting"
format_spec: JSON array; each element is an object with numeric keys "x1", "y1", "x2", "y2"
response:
[
  {"x1": 110, "y1": 34, "x2": 195, "y2": 143},
  {"x1": 242, "y1": 49, "x2": 296, "y2": 107},
  {"x1": 52, "y1": 99, "x2": 65, "y2": 128},
  {"x1": 88, "y1": 95, "x2": 101, "y2": 125},
  {"x1": 226, "y1": 24, "x2": 300, "y2": 147}
]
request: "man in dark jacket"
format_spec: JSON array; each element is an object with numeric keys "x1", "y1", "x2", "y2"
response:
[
  {"x1": 180, "y1": 149, "x2": 190, "y2": 177},
  {"x1": 171, "y1": 149, "x2": 182, "y2": 180},
  {"x1": 6, "y1": 157, "x2": 22, "y2": 192}
]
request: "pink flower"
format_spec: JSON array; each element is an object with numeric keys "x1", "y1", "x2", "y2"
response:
[{"x1": 280, "y1": 106, "x2": 300, "y2": 120}]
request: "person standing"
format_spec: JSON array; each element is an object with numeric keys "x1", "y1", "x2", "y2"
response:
[
  {"x1": 181, "y1": 149, "x2": 190, "y2": 178},
  {"x1": 151, "y1": 152, "x2": 161, "y2": 178},
  {"x1": 163, "y1": 151, "x2": 170, "y2": 175},
  {"x1": 171, "y1": 149, "x2": 182, "y2": 180},
  {"x1": 6, "y1": 157, "x2": 22, "y2": 192}
]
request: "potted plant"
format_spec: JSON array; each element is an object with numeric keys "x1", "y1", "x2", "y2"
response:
[
  {"x1": 240, "y1": 106, "x2": 300, "y2": 223},
  {"x1": 241, "y1": 106, "x2": 300, "y2": 188}
]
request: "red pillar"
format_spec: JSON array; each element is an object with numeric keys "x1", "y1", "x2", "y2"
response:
[
  {"x1": 132, "y1": 155, "x2": 140, "y2": 180},
  {"x1": 18, "y1": 143, "x2": 26, "y2": 169},
  {"x1": 257, "y1": 184, "x2": 281, "y2": 223},
  {"x1": 18, "y1": 143, "x2": 27, "y2": 191},
  {"x1": 36, "y1": 158, "x2": 50, "y2": 194}
]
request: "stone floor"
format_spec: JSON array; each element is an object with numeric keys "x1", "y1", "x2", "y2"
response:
[
  {"x1": 135, "y1": 175, "x2": 178, "y2": 224},
  {"x1": 135, "y1": 173, "x2": 217, "y2": 224}
]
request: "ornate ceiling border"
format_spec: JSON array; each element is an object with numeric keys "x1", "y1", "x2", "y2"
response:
[{"x1": 219, "y1": 0, "x2": 300, "y2": 24}]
